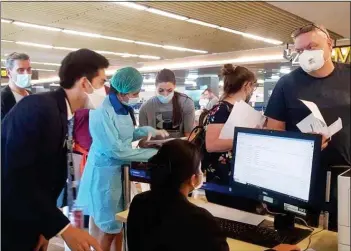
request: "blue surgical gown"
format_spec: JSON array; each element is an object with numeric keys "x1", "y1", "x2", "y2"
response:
[{"x1": 77, "y1": 95, "x2": 157, "y2": 234}]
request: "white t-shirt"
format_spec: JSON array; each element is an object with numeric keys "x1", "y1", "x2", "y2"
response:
[{"x1": 11, "y1": 90, "x2": 29, "y2": 103}]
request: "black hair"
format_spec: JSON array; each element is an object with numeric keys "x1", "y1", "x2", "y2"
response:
[
  {"x1": 59, "y1": 48, "x2": 109, "y2": 89},
  {"x1": 221, "y1": 64, "x2": 256, "y2": 99},
  {"x1": 149, "y1": 139, "x2": 202, "y2": 195},
  {"x1": 155, "y1": 69, "x2": 183, "y2": 127}
]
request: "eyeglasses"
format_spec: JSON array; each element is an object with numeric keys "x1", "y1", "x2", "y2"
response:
[
  {"x1": 291, "y1": 23, "x2": 330, "y2": 39},
  {"x1": 252, "y1": 82, "x2": 259, "y2": 91}
]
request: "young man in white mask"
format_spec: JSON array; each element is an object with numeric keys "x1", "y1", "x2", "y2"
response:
[
  {"x1": 1, "y1": 52, "x2": 32, "y2": 119},
  {"x1": 2, "y1": 49, "x2": 108, "y2": 251},
  {"x1": 265, "y1": 24, "x2": 350, "y2": 230}
]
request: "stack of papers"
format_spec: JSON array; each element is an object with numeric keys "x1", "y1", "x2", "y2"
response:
[
  {"x1": 296, "y1": 99, "x2": 343, "y2": 138},
  {"x1": 219, "y1": 100, "x2": 266, "y2": 139},
  {"x1": 144, "y1": 137, "x2": 187, "y2": 147}
]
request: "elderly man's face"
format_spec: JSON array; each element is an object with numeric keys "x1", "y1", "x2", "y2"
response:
[{"x1": 294, "y1": 30, "x2": 333, "y2": 61}]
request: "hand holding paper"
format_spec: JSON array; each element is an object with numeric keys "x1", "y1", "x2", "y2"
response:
[
  {"x1": 219, "y1": 101, "x2": 266, "y2": 139},
  {"x1": 296, "y1": 99, "x2": 343, "y2": 138}
]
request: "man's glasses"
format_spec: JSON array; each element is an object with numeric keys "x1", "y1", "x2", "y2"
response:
[{"x1": 291, "y1": 23, "x2": 330, "y2": 39}]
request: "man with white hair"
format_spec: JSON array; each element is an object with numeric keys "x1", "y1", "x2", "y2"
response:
[
  {"x1": 1, "y1": 52, "x2": 32, "y2": 119},
  {"x1": 265, "y1": 24, "x2": 350, "y2": 230}
]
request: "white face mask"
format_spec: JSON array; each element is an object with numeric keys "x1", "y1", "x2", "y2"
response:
[
  {"x1": 299, "y1": 49, "x2": 325, "y2": 73},
  {"x1": 86, "y1": 81, "x2": 106, "y2": 109},
  {"x1": 199, "y1": 98, "x2": 209, "y2": 107},
  {"x1": 157, "y1": 91, "x2": 174, "y2": 104},
  {"x1": 14, "y1": 74, "x2": 31, "y2": 88},
  {"x1": 193, "y1": 173, "x2": 204, "y2": 190},
  {"x1": 121, "y1": 96, "x2": 140, "y2": 106}
]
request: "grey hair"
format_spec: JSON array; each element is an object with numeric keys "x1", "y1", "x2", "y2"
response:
[{"x1": 5, "y1": 52, "x2": 30, "y2": 70}]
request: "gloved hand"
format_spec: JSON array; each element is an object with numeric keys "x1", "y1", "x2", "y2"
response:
[{"x1": 147, "y1": 128, "x2": 169, "y2": 140}]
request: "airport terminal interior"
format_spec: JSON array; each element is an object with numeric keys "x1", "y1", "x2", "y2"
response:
[{"x1": 1, "y1": 1, "x2": 350, "y2": 251}]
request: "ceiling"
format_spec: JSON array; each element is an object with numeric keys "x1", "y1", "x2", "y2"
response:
[
  {"x1": 269, "y1": 2, "x2": 350, "y2": 38},
  {"x1": 0, "y1": 1, "x2": 346, "y2": 79}
]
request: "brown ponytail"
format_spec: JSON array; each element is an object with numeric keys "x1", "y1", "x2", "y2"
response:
[{"x1": 221, "y1": 64, "x2": 256, "y2": 99}]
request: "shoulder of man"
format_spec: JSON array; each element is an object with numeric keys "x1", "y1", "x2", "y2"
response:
[
  {"x1": 1, "y1": 85, "x2": 12, "y2": 98},
  {"x1": 335, "y1": 62, "x2": 351, "y2": 72}
]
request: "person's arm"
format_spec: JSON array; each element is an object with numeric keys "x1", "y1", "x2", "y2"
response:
[
  {"x1": 138, "y1": 102, "x2": 148, "y2": 127},
  {"x1": 90, "y1": 109, "x2": 157, "y2": 162},
  {"x1": 1, "y1": 97, "x2": 70, "y2": 239},
  {"x1": 206, "y1": 124, "x2": 233, "y2": 152},
  {"x1": 183, "y1": 98, "x2": 196, "y2": 137},
  {"x1": 205, "y1": 104, "x2": 233, "y2": 153},
  {"x1": 196, "y1": 210, "x2": 230, "y2": 251},
  {"x1": 264, "y1": 80, "x2": 287, "y2": 131}
]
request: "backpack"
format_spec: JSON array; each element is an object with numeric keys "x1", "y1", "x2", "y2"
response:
[{"x1": 188, "y1": 102, "x2": 232, "y2": 171}]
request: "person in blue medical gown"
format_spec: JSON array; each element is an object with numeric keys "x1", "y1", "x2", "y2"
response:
[{"x1": 77, "y1": 67, "x2": 168, "y2": 251}]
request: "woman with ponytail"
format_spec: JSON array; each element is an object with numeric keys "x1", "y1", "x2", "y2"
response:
[{"x1": 139, "y1": 69, "x2": 195, "y2": 138}]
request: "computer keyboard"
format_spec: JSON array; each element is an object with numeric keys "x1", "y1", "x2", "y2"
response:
[{"x1": 217, "y1": 217, "x2": 312, "y2": 248}]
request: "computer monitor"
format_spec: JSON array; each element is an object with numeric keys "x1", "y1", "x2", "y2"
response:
[{"x1": 231, "y1": 127, "x2": 324, "y2": 223}]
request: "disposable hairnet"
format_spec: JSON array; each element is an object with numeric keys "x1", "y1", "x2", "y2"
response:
[{"x1": 110, "y1": 67, "x2": 143, "y2": 94}]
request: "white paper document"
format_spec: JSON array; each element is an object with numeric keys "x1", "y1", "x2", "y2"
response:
[
  {"x1": 297, "y1": 100, "x2": 343, "y2": 138},
  {"x1": 219, "y1": 100, "x2": 266, "y2": 139},
  {"x1": 145, "y1": 137, "x2": 187, "y2": 146}
]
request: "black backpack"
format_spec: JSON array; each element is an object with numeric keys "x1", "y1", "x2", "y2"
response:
[{"x1": 188, "y1": 102, "x2": 232, "y2": 171}]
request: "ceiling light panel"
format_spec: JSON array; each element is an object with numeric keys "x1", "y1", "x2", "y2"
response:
[
  {"x1": 146, "y1": 8, "x2": 188, "y2": 21},
  {"x1": 186, "y1": 19, "x2": 219, "y2": 29},
  {"x1": 1, "y1": 39, "x2": 14, "y2": 43},
  {"x1": 113, "y1": 3, "x2": 283, "y2": 45},
  {"x1": 13, "y1": 21, "x2": 61, "y2": 32},
  {"x1": 116, "y1": 2, "x2": 148, "y2": 11},
  {"x1": 62, "y1": 29, "x2": 102, "y2": 38},
  {"x1": 33, "y1": 68, "x2": 56, "y2": 72},
  {"x1": 16, "y1": 41, "x2": 53, "y2": 49},
  {"x1": 163, "y1": 45, "x2": 208, "y2": 54},
  {"x1": 135, "y1": 41, "x2": 163, "y2": 48},
  {"x1": 31, "y1": 61, "x2": 61, "y2": 66},
  {"x1": 2, "y1": 18, "x2": 208, "y2": 54},
  {"x1": 1, "y1": 19, "x2": 12, "y2": 23}
]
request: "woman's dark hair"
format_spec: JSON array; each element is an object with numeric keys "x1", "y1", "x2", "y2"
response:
[
  {"x1": 149, "y1": 139, "x2": 202, "y2": 194},
  {"x1": 155, "y1": 69, "x2": 184, "y2": 127},
  {"x1": 59, "y1": 48, "x2": 109, "y2": 89},
  {"x1": 221, "y1": 64, "x2": 256, "y2": 99}
]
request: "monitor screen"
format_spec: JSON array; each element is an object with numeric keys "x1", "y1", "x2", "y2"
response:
[{"x1": 233, "y1": 131, "x2": 315, "y2": 202}]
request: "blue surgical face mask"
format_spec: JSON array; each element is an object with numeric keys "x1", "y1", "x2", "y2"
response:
[
  {"x1": 121, "y1": 96, "x2": 140, "y2": 106},
  {"x1": 157, "y1": 91, "x2": 174, "y2": 104}
]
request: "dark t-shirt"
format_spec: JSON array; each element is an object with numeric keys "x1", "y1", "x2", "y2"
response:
[
  {"x1": 206, "y1": 101, "x2": 234, "y2": 185},
  {"x1": 127, "y1": 191, "x2": 229, "y2": 251},
  {"x1": 265, "y1": 63, "x2": 350, "y2": 167}
]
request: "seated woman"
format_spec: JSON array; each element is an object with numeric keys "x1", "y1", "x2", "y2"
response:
[
  {"x1": 205, "y1": 64, "x2": 261, "y2": 213},
  {"x1": 139, "y1": 69, "x2": 195, "y2": 138},
  {"x1": 127, "y1": 139, "x2": 229, "y2": 251},
  {"x1": 127, "y1": 139, "x2": 300, "y2": 251}
]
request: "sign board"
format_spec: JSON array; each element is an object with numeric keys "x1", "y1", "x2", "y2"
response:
[{"x1": 1, "y1": 69, "x2": 8, "y2": 77}]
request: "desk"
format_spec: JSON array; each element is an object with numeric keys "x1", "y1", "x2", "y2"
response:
[{"x1": 116, "y1": 199, "x2": 337, "y2": 251}]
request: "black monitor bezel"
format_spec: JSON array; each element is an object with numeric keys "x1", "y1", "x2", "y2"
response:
[{"x1": 230, "y1": 127, "x2": 324, "y2": 214}]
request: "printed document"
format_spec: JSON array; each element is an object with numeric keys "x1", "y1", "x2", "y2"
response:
[
  {"x1": 219, "y1": 100, "x2": 266, "y2": 139},
  {"x1": 296, "y1": 99, "x2": 343, "y2": 137}
]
